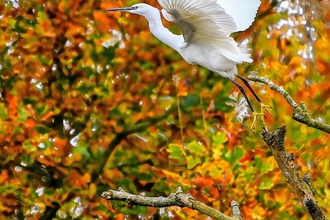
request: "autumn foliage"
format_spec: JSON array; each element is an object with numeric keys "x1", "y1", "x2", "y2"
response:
[{"x1": 0, "y1": 0, "x2": 329, "y2": 219}]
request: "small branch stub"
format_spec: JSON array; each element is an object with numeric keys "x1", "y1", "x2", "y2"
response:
[{"x1": 231, "y1": 201, "x2": 242, "y2": 220}]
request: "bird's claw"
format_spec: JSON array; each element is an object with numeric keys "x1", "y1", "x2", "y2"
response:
[
  {"x1": 250, "y1": 112, "x2": 264, "y2": 132},
  {"x1": 261, "y1": 102, "x2": 273, "y2": 116},
  {"x1": 250, "y1": 103, "x2": 273, "y2": 132}
]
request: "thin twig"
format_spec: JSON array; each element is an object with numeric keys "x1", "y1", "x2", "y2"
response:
[
  {"x1": 101, "y1": 187, "x2": 242, "y2": 220},
  {"x1": 248, "y1": 76, "x2": 330, "y2": 134}
]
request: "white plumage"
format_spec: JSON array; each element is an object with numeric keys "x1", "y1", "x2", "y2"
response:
[
  {"x1": 107, "y1": 0, "x2": 271, "y2": 130},
  {"x1": 216, "y1": 0, "x2": 261, "y2": 32},
  {"x1": 158, "y1": 0, "x2": 255, "y2": 80}
]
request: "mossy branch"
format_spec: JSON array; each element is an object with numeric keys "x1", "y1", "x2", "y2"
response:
[
  {"x1": 101, "y1": 186, "x2": 242, "y2": 220},
  {"x1": 248, "y1": 76, "x2": 330, "y2": 134}
]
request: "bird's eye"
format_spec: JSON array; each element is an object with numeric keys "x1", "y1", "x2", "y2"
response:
[{"x1": 132, "y1": 6, "x2": 138, "y2": 10}]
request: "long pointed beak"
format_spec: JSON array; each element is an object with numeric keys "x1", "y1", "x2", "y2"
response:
[{"x1": 105, "y1": 7, "x2": 134, "y2": 12}]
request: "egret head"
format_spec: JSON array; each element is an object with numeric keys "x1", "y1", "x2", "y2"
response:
[{"x1": 106, "y1": 3, "x2": 157, "y2": 17}]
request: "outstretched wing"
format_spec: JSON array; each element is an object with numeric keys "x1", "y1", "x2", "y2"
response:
[
  {"x1": 158, "y1": 0, "x2": 237, "y2": 46},
  {"x1": 217, "y1": 0, "x2": 260, "y2": 32}
]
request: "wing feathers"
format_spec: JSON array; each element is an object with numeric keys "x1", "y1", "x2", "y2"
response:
[
  {"x1": 158, "y1": 0, "x2": 237, "y2": 45},
  {"x1": 157, "y1": 0, "x2": 259, "y2": 63},
  {"x1": 217, "y1": 0, "x2": 261, "y2": 32}
]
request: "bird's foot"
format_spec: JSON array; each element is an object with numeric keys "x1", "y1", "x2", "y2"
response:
[
  {"x1": 250, "y1": 103, "x2": 273, "y2": 132},
  {"x1": 261, "y1": 102, "x2": 273, "y2": 116},
  {"x1": 250, "y1": 112, "x2": 263, "y2": 132}
]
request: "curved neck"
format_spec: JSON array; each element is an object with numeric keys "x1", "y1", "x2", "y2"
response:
[{"x1": 142, "y1": 8, "x2": 182, "y2": 51}]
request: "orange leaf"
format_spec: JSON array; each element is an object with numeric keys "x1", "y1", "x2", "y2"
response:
[
  {"x1": 53, "y1": 138, "x2": 72, "y2": 156},
  {"x1": 5, "y1": 92, "x2": 18, "y2": 120},
  {"x1": 0, "y1": 170, "x2": 9, "y2": 183}
]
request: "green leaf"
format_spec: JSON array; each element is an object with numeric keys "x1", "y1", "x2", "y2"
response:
[
  {"x1": 167, "y1": 144, "x2": 186, "y2": 166},
  {"x1": 76, "y1": 83, "x2": 94, "y2": 94},
  {"x1": 151, "y1": 178, "x2": 171, "y2": 195},
  {"x1": 0, "y1": 103, "x2": 8, "y2": 119},
  {"x1": 186, "y1": 155, "x2": 202, "y2": 169},
  {"x1": 35, "y1": 125, "x2": 48, "y2": 135},
  {"x1": 255, "y1": 156, "x2": 274, "y2": 174},
  {"x1": 14, "y1": 16, "x2": 27, "y2": 33},
  {"x1": 101, "y1": 45, "x2": 116, "y2": 63},
  {"x1": 223, "y1": 146, "x2": 244, "y2": 165},
  {"x1": 18, "y1": 106, "x2": 30, "y2": 121},
  {"x1": 38, "y1": 55, "x2": 52, "y2": 65},
  {"x1": 179, "y1": 94, "x2": 199, "y2": 108},
  {"x1": 212, "y1": 132, "x2": 228, "y2": 145},
  {"x1": 187, "y1": 141, "x2": 205, "y2": 157}
]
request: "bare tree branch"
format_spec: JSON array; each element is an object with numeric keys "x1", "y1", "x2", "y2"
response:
[
  {"x1": 248, "y1": 76, "x2": 330, "y2": 134},
  {"x1": 101, "y1": 186, "x2": 242, "y2": 220},
  {"x1": 260, "y1": 126, "x2": 326, "y2": 220}
]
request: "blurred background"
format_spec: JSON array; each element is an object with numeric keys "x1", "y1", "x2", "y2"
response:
[{"x1": 0, "y1": 0, "x2": 329, "y2": 219}]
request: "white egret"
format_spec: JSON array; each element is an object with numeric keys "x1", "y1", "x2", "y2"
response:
[{"x1": 106, "y1": 0, "x2": 271, "y2": 130}]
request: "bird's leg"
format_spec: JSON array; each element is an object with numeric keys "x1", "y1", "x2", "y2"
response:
[
  {"x1": 231, "y1": 80, "x2": 255, "y2": 112},
  {"x1": 236, "y1": 75, "x2": 261, "y2": 102},
  {"x1": 236, "y1": 75, "x2": 273, "y2": 116},
  {"x1": 231, "y1": 79, "x2": 269, "y2": 132},
  {"x1": 231, "y1": 80, "x2": 258, "y2": 131}
]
